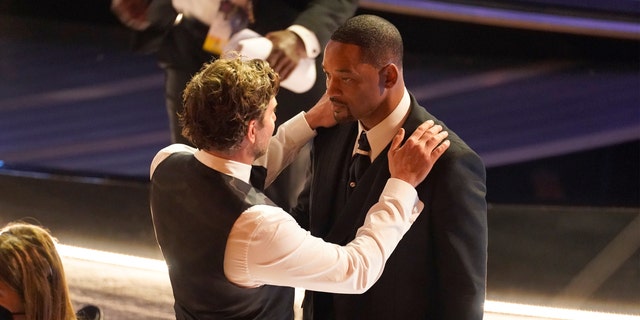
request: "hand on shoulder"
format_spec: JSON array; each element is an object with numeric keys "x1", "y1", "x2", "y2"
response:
[{"x1": 388, "y1": 120, "x2": 450, "y2": 187}]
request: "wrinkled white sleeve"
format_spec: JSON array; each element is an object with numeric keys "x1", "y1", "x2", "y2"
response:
[
  {"x1": 254, "y1": 112, "x2": 315, "y2": 187},
  {"x1": 224, "y1": 178, "x2": 424, "y2": 293}
]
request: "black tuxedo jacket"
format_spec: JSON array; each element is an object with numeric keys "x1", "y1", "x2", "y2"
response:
[{"x1": 305, "y1": 93, "x2": 488, "y2": 319}]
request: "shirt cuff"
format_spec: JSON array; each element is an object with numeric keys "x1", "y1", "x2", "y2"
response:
[
  {"x1": 283, "y1": 112, "x2": 317, "y2": 144},
  {"x1": 288, "y1": 25, "x2": 321, "y2": 58},
  {"x1": 382, "y1": 178, "x2": 424, "y2": 219}
]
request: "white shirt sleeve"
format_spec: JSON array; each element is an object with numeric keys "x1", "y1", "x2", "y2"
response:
[
  {"x1": 224, "y1": 178, "x2": 424, "y2": 293},
  {"x1": 254, "y1": 112, "x2": 315, "y2": 187}
]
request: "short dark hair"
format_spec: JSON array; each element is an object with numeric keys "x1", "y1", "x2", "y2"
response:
[
  {"x1": 180, "y1": 56, "x2": 279, "y2": 151},
  {"x1": 330, "y1": 14, "x2": 403, "y2": 68}
]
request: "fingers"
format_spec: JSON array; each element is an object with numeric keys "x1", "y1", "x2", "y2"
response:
[
  {"x1": 266, "y1": 31, "x2": 300, "y2": 80},
  {"x1": 408, "y1": 120, "x2": 435, "y2": 141},
  {"x1": 267, "y1": 50, "x2": 295, "y2": 80},
  {"x1": 305, "y1": 93, "x2": 338, "y2": 129},
  {"x1": 408, "y1": 121, "x2": 450, "y2": 152},
  {"x1": 431, "y1": 139, "x2": 450, "y2": 159},
  {"x1": 427, "y1": 130, "x2": 449, "y2": 153},
  {"x1": 406, "y1": 120, "x2": 440, "y2": 144},
  {"x1": 278, "y1": 63, "x2": 295, "y2": 80},
  {"x1": 386, "y1": 120, "x2": 451, "y2": 186},
  {"x1": 391, "y1": 120, "x2": 446, "y2": 155},
  {"x1": 389, "y1": 128, "x2": 405, "y2": 153}
]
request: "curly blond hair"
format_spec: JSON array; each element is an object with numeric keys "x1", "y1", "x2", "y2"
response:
[{"x1": 179, "y1": 55, "x2": 280, "y2": 151}]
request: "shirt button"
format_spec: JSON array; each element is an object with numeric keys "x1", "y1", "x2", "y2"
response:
[{"x1": 349, "y1": 181, "x2": 356, "y2": 188}]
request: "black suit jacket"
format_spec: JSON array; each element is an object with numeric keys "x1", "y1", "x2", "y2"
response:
[{"x1": 305, "y1": 93, "x2": 488, "y2": 319}]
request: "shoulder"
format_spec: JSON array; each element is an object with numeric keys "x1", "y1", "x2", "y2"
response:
[
  {"x1": 405, "y1": 104, "x2": 485, "y2": 178},
  {"x1": 150, "y1": 144, "x2": 197, "y2": 178}
]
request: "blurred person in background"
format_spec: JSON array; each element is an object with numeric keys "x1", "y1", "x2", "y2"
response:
[
  {"x1": 112, "y1": 0, "x2": 360, "y2": 210},
  {"x1": 0, "y1": 222, "x2": 102, "y2": 320}
]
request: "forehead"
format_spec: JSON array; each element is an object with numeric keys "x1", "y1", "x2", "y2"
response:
[{"x1": 323, "y1": 41, "x2": 365, "y2": 71}]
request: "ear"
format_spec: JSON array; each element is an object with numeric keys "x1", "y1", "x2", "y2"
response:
[
  {"x1": 247, "y1": 119, "x2": 258, "y2": 143},
  {"x1": 380, "y1": 63, "x2": 399, "y2": 88}
]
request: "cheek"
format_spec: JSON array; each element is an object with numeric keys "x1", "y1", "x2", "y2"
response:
[
  {"x1": 0, "y1": 289, "x2": 24, "y2": 312},
  {"x1": 347, "y1": 90, "x2": 372, "y2": 110},
  {"x1": 269, "y1": 117, "x2": 276, "y2": 131}
]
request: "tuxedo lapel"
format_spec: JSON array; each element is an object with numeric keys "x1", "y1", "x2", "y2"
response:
[
  {"x1": 325, "y1": 127, "x2": 395, "y2": 245},
  {"x1": 310, "y1": 123, "x2": 358, "y2": 237},
  {"x1": 326, "y1": 155, "x2": 390, "y2": 244}
]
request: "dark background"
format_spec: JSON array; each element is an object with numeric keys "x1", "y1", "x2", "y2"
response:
[{"x1": 2, "y1": 0, "x2": 638, "y2": 207}]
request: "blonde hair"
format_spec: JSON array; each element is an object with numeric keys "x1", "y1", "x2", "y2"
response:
[{"x1": 0, "y1": 222, "x2": 76, "y2": 320}]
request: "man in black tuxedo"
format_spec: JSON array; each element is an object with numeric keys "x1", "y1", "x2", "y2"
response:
[
  {"x1": 302, "y1": 14, "x2": 488, "y2": 319},
  {"x1": 112, "y1": 0, "x2": 359, "y2": 210}
]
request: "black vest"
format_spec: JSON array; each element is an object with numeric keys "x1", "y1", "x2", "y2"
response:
[{"x1": 150, "y1": 152, "x2": 294, "y2": 319}]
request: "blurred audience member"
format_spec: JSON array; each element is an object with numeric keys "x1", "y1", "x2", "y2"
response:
[
  {"x1": 0, "y1": 222, "x2": 102, "y2": 320},
  {"x1": 111, "y1": 0, "x2": 359, "y2": 210}
]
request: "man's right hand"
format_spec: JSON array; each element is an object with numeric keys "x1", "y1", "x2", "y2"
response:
[{"x1": 388, "y1": 120, "x2": 450, "y2": 187}]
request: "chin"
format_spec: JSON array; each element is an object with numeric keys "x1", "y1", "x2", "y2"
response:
[{"x1": 333, "y1": 111, "x2": 355, "y2": 124}]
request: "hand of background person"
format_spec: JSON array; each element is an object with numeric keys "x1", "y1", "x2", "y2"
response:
[
  {"x1": 111, "y1": 0, "x2": 151, "y2": 31},
  {"x1": 388, "y1": 120, "x2": 450, "y2": 187},
  {"x1": 303, "y1": 93, "x2": 337, "y2": 130},
  {"x1": 265, "y1": 30, "x2": 307, "y2": 80}
]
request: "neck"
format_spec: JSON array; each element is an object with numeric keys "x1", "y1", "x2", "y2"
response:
[
  {"x1": 361, "y1": 85, "x2": 405, "y2": 130},
  {"x1": 203, "y1": 148, "x2": 254, "y2": 165}
]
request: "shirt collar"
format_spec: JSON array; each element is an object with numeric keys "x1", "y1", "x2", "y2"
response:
[
  {"x1": 194, "y1": 150, "x2": 252, "y2": 184},
  {"x1": 356, "y1": 88, "x2": 410, "y2": 161}
]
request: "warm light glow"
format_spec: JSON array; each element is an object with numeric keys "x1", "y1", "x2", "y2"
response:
[
  {"x1": 56, "y1": 243, "x2": 168, "y2": 272},
  {"x1": 56, "y1": 244, "x2": 640, "y2": 319},
  {"x1": 485, "y1": 300, "x2": 640, "y2": 320}
]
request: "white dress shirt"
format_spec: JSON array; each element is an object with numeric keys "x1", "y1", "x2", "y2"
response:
[{"x1": 151, "y1": 111, "x2": 424, "y2": 294}]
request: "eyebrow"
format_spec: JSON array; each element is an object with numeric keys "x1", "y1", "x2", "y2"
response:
[{"x1": 323, "y1": 67, "x2": 356, "y2": 76}]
